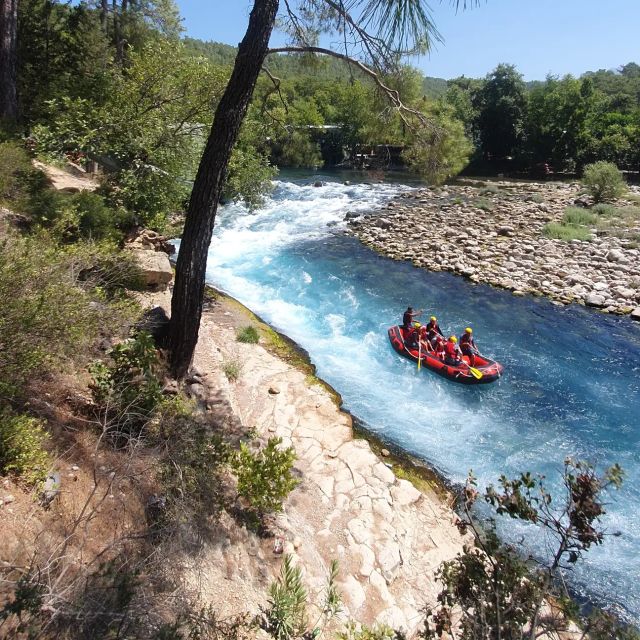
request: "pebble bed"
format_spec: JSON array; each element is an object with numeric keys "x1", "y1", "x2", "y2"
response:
[{"x1": 345, "y1": 180, "x2": 640, "y2": 320}]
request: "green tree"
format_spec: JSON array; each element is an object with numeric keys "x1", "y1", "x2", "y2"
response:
[
  {"x1": 32, "y1": 40, "x2": 229, "y2": 226},
  {"x1": 476, "y1": 63, "x2": 527, "y2": 161},
  {"x1": 423, "y1": 460, "x2": 625, "y2": 640},
  {"x1": 403, "y1": 100, "x2": 472, "y2": 184},
  {"x1": 526, "y1": 75, "x2": 593, "y2": 171}
]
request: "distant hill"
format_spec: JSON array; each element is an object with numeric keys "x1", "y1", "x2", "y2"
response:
[
  {"x1": 422, "y1": 76, "x2": 448, "y2": 99},
  {"x1": 182, "y1": 38, "x2": 639, "y2": 106}
]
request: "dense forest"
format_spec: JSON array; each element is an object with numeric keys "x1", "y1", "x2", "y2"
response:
[{"x1": 0, "y1": 0, "x2": 636, "y2": 238}]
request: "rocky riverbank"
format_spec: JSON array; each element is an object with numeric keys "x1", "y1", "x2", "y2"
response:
[
  {"x1": 144, "y1": 288, "x2": 466, "y2": 637},
  {"x1": 345, "y1": 179, "x2": 640, "y2": 319}
]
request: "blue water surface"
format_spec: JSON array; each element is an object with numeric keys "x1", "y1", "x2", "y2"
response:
[{"x1": 177, "y1": 173, "x2": 640, "y2": 623}]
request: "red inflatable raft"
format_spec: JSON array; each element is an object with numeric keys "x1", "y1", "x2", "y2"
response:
[{"x1": 388, "y1": 325, "x2": 504, "y2": 385}]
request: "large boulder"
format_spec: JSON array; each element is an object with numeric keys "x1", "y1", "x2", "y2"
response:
[{"x1": 131, "y1": 249, "x2": 173, "y2": 290}]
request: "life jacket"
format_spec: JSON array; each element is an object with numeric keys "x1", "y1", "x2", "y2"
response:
[
  {"x1": 427, "y1": 321, "x2": 441, "y2": 335},
  {"x1": 444, "y1": 341, "x2": 460, "y2": 360},
  {"x1": 460, "y1": 334, "x2": 475, "y2": 350}
]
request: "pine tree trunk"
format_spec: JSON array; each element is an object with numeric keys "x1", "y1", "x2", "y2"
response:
[
  {"x1": 100, "y1": 0, "x2": 108, "y2": 32},
  {"x1": 0, "y1": 0, "x2": 18, "y2": 123},
  {"x1": 168, "y1": 0, "x2": 279, "y2": 379}
]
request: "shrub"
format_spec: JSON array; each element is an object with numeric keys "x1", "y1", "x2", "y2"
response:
[
  {"x1": 591, "y1": 203, "x2": 616, "y2": 216},
  {"x1": 474, "y1": 197, "x2": 494, "y2": 212},
  {"x1": 480, "y1": 184, "x2": 500, "y2": 195},
  {"x1": 582, "y1": 161, "x2": 626, "y2": 203},
  {"x1": 236, "y1": 326, "x2": 259, "y2": 344},
  {"x1": 562, "y1": 207, "x2": 597, "y2": 226},
  {"x1": 526, "y1": 193, "x2": 545, "y2": 204},
  {"x1": 0, "y1": 234, "x2": 105, "y2": 400},
  {"x1": 337, "y1": 623, "x2": 400, "y2": 640},
  {"x1": 70, "y1": 191, "x2": 128, "y2": 241},
  {"x1": 264, "y1": 554, "x2": 308, "y2": 640},
  {"x1": 0, "y1": 411, "x2": 50, "y2": 485},
  {"x1": 234, "y1": 437, "x2": 298, "y2": 515},
  {"x1": 222, "y1": 359, "x2": 243, "y2": 382},
  {"x1": 89, "y1": 331, "x2": 163, "y2": 436},
  {"x1": 156, "y1": 403, "x2": 231, "y2": 535},
  {"x1": 0, "y1": 141, "x2": 33, "y2": 204},
  {"x1": 542, "y1": 222, "x2": 592, "y2": 242}
]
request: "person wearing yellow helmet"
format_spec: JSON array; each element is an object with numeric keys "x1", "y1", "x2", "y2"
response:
[
  {"x1": 444, "y1": 335, "x2": 463, "y2": 365},
  {"x1": 426, "y1": 315, "x2": 444, "y2": 344},
  {"x1": 460, "y1": 327, "x2": 479, "y2": 366}
]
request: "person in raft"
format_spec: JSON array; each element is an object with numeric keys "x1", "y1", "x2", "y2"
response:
[
  {"x1": 444, "y1": 335, "x2": 463, "y2": 366},
  {"x1": 460, "y1": 327, "x2": 479, "y2": 366},
  {"x1": 402, "y1": 307, "x2": 422, "y2": 332},
  {"x1": 426, "y1": 316, "x2": 444, "y2": 343}
]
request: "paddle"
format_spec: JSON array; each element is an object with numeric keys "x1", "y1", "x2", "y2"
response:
[
  {"x1": 466, "y1": 363, "x2": 483, "y2": 380},
  {"x1": 417, "y1": 335, "x2": 422, "y2": 371},
  {"x1": 462, "y1": 354, "x2": 483, "y2": 379}
]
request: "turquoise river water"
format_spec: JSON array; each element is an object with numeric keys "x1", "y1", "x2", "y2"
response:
[{"x1": 175, "y1": 172, "x2": 640, "y2": 624}]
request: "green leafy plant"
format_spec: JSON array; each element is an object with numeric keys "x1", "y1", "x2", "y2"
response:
[
  {"x1": 582, "y1": 161, "x2": 626, "y2": 203},
  {"x1": 422, "y1": 459, "x2": 624, "y2": 640},
  {"x1": 156, "y1": 402, "x2": 231, "y2": 535},
  {"x1": 236, "y1": 326, "x2": 259, "y2": 344},
  {"x1": 89, "y1": 331, "x2": 163, "y2": 435},
  {"x1": 562, "y1": 206, "x2": 597, "y2": 226},
  {"x1": 222, "y1": 359, "x2": 243, "y2": 382},
  {"x1": 234, "y1": 437, "x2": 298, "y2": 515},
  {"x1": 0, "y1": 411, "x2": 50, "y2": 485},
  {"x1": 0, "y1": 234, "x2": 104, "y2": 400},
  {"x1": 338, "y1": 623, "x2": 400, "y2": 640},
  {"x1": 542, "y1": 222, "x2": 592, "y2": 242},
  {"x1": 591, "y1": 203, "x2": 616, "y2": 216},
  {"x1": 264, "y1": 555, "x2": 308, "y2": 640},
  {"x1": 474, "y1": 197, "x2": 494, "y2": 212}
]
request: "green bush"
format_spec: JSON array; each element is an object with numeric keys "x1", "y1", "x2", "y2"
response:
[
  {"x1": 542, "y1": 222, "x2": 592, "y2": 242},
  {"x1": 480, "y1": 184, "x2": 500, "y2": 196},
  {"x1": 156, "y1": 402, "x2": 231, "y2": 533},
  {"x1": 0, "y1": 411, "x2": 50, "y2": 485},
  {"x1": 70, "y1": 191, "x2": 128, "y2": 241},
  {"x1": 562, "y1": 207, "x2": 597, "y2": 226},
  {"x1": 264, "y1": 555, "x2": 307, "y2": 640},
  {"x1": 0, "y1": 234, "x2": 101, "y2": 400},
  {"x1": 236, "y1": 326, "x2": 259, "y2": 344},
  {"x1": 582, "y1": 161, "x2": 626, "y2": 203},
  {"x1": 337, "y1": 623, "x2": 399, "y2": 640},
  {"x1": 0, "y1": 141, "x2": 34, "y2": 204},
  {"x1": 591, "y1": 203, "x2": 616, "y2": 216},
  {"x1": 90, "y1": 332, "x2": 163, "y2": 435},
  {"x1": 234, "y1": 437, "x2": 298, "y2": 514}
]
